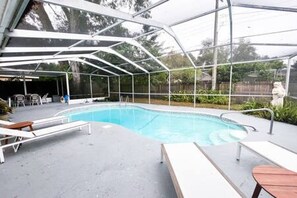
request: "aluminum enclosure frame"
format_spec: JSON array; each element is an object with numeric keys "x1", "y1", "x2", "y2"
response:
[{"x1": 0, "y1": 0, "x2": 296, "y2": 107}]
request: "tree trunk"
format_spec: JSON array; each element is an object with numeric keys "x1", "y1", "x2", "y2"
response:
[
  {"x1": 34, "y1": 3, "x2": 54, "y2": 31},
  {"x1": 67, "y1": 9, "x2": 81, "y2": 92}
]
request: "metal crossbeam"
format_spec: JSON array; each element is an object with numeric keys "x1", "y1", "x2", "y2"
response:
[
  {"x1": 85, "y1": 55, "x2": 133, "y2": 76},
  {"x1": 0, "y1": 58, "x2": 76, "y2": 67},
  {"x1": 163, "y1": 26, "x2": 196, "y2": 68},
  {"x1": 38, "y1": 0, "x2": 166, "y2": 28},
  {"x1": 0, "y1": 54, "x2": 88, "y2": 62},
  {"x1": 0, "y1": 47, "x2": 106, "y2": 53},
  {"x1": 100, "y1": 48, "x2": 149, "y2": 74},
  {"x1": 7, "y1": 29, "x2": 131, "y2": 42},
  {"x1": 0, "y1": 0, "x2": 30, "y2": 47},
  {"x1": 233, "y1": 3, "x2": 297, "y2": 13},
  {"x1": 126, "y1": 40, "x2": 170, "y2": 71},
  {"x1": 75, "y1": 59, "x2": 119, "y2": 76}
]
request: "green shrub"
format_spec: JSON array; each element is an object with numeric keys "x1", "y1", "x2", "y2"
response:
[
  {"x1": 241, "y1": 97, "x2": 297, "y2": 125},
  {"x1": 196, "y1": 90, "x2": 228, "y2": 105},
  {"x1": 164, "y1": 90, "x2": 228, "y2": 105},
  {"x1": 0, "y1": 98, "x2": 11, "y2": 115},
  {"x1": 170, "y1": 91, "x2": 193, "y2": 102}
]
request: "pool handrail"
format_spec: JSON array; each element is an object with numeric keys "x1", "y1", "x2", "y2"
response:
[
  {"x1": 119, "y1": 95, "x2": 129, "y2": 106},
  {"x1": 125, "y1": 96, "x2": 129, "y2": 104},
  {"x1": 220, "y1": 108, "x2": 274, "y2": 135}
]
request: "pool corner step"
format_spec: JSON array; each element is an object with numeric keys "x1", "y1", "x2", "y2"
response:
[
  {"x1": 209, "y1": 132, "x2": 228, "y2": 145},
  {"x1": 218, "y1": 130, "x2": 247, "y2": 142},
  {"x1": 209, "y1": 130, "x2": 248, "y2": 145}
]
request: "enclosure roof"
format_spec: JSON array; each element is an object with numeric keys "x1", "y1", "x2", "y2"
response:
[{"x1": 0, "y1": 0, "x2": 296, "y2": 77}]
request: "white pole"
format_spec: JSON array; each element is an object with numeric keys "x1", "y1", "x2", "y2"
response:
[
  {"x1": 285, "y1": 58, "x2": 291, "y2": 95},
  {"x1": 132, "y1": 75, "x2": 134, "y2": 103},
  {"x1": 194, "y1": 69, "x2": 197, "y2": 107},
  {"x1": 148, "y1": 73, "x2": 151, "y2": 104},
  {"x1": 56, "y1": 78, "x2": 60, "y2": 95},
  {"x1": 168, "y1": 71, "x2": 171, "y2": 106},
  {"x1": 107, "y1": 76, "x2": 110, "y2": 97},
  {"x1": 212, "y1": 0, "x2": 219, "y2": 90},
  {"x1": 118, "y1": 76, "x2": 121, "y2": 101},
  {"x1": 23, "y1": 75, "x2": 27, "y2": 95},
  {"x1": 65, "y1": 73, "x2": 70, "y2": 104},
  {"x1": 61, "y1": 77, "x2": 64, "y2": 96},
  {"x1": 228, "y1": 65, "x2": 233, "y2": 110},
  {"x1": 89, "y1": 75, "x2": 93, "y2": 98}
]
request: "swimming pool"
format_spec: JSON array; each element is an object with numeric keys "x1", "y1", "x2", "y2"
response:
[{"x1": 64, "y1": 105, "x2": 247, "y2": 146}]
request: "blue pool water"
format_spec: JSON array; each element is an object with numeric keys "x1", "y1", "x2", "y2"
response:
[{"x1": 65, "y1": 106, "x2": 247, "y2": 146}]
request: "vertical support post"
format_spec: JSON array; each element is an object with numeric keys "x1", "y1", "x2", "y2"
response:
[
  {"x1": 132, "y1": 75, "x2": 135, "y2": 103},
  {"x1": 8, "y1": 97, "x2": 11, "y2": 107},
  {"x1": 56, "y1": 78, "x2": 60, "y2": 95},
  {"x1": 226, "y1": 0, "x2": 233, "y2": 111},
  {"x1": 285, "y1": 58, "x2": 291, "y2": 95},
  {"x1": 194, "y1": 69, "x2": 197, "y2": 108},
  {"x1": 118, "y1": 76, "x2": 121, "y2": 101},
  {"x1": 65, "y1": 73, "x2": 70, "y2": 104},
  {"x1": 89, "y1": 75, "x2": 93, "y2": 99},
  {"x1": 61, "y1": 77, "x2": 64, "y2": 96},
  {"x1": 228, "y1": 64, "x2": 233, "y2": 110},
  {"x1": 148, "y1": 73, "x2": 151, "y2": 104},
  {"x1": 23, "y1": 75, "x2": 27, "y2": 95},
  {"x1": 107, "y1": 76, "x2": 110, "y2": 97},
  {"x1": 168, "y1": 71, "x2": 171, "y2": 106},
  {"x1": 212, "y1": 0, "x2": 219, "y2": 90}
]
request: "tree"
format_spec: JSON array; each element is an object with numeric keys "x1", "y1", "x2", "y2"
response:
[
  {"x1": 196, "y1": 38, "x2": 285, "y2": 84},
  {"x1": 233, "y1": 38, "x2": 259, "y2": 62},
  {"x1": 195, "y1": 38, "x2": 229, "y2": 89},
  {"x1": 161, "y1": 52, "x2": 193, "y2": 69},
  {"x1": 217, "y1": 61, "x2": 285, "y2": 83},
  {"x1": 195, "y1": 39, "x2": 229, "y2": 66},
  {"x1": 16, "y1": 0, "x2": 159, "y2": 96}
]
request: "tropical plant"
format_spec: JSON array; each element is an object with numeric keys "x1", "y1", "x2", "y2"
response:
[
  {"x1": 241, "y1": 97, "x2": 297, "y2": 125},
  {"x1": 0, "y1": 98, "x2": 11, "y2": 115}
]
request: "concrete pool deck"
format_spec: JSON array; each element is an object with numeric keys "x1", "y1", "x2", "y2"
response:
[{"x1": 1, "y1": 102, "x2": 297, "y2": 198}]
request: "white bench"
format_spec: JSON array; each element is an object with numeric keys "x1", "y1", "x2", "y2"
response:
[
  {"x1": 161, "y1": 143, "x2": 243, "y2": 198},
  {"x1": 237, "y1": 141, "x2": 297, "y2": 172},
  {"x1": 0, "y1": 121, "x2": 91, "y2": 163}
]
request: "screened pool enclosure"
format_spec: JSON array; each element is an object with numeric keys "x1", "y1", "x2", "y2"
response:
[{"x1": 0, "y1": 0, "x2": 297, "y2": 108}]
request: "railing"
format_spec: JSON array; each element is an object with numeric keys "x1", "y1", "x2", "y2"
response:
[
  {"x1": 119, "y1": 95, "x2": 129, "y2": 106},
  {"x1": 219, "y1": 108, "x2": 274, "y2": 135},
  {"x1": 125, "y1": 96, "x2": 129, "y2": 104}
]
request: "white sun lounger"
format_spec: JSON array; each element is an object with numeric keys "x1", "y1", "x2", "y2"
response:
[
  {"x1": 0, "y1": 116, "x2": 69, "y2": 128},
  {"x1": 237, "y1": 141, "x2": 297, "y2": 173},
  {"x1": 0, "y1": 121, "x2": 91, "y2": 163},
  {"x1": 161, "y1": 143, "x2": 243, "y2": 198}
]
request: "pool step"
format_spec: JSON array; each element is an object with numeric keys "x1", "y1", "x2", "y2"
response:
[
  {"x1": 209, "y1": 132, "x2": 228, "y2": 145},
  {"x1": 209, "y1": 130, "x2": 247, "y2": 145}
]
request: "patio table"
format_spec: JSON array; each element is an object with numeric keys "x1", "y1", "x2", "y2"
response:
[
  {"x1": 4, "y1": 121, "x2": 34, "y2": 131},
  {"x1": 252, "y1": 165, "x2": 297, "y2": 198}
]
